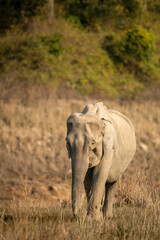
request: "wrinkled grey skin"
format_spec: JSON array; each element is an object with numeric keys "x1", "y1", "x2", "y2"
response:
[{"x1": 66, "y1": 102, "x2": 136, "y2": 220}]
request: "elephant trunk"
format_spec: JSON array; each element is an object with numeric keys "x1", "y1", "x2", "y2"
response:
[{"x1": 71, "y1": 154, "x2": 88, "y2": 217}]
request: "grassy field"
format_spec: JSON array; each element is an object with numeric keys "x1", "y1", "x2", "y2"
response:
[
  {"x1": 0, "y1": 87, "x2": 160, "y2": 239},
  {"x1": 0, "y1": 198, "x2": 159, "y2": 240}
]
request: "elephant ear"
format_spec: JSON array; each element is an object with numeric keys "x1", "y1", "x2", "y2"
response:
[
  {"x1": 85, "y1": 121, "x2": 102, "y2": 150},
  {"x1": 102, "y1": 119, "x2": 117, "y2": 152}
]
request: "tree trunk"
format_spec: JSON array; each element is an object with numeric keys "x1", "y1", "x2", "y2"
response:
[{"x1": 49, "y1": 0, "x2": 54, "y2": 24}]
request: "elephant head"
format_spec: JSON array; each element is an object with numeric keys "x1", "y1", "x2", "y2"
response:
[{"x1": 66, "y1": 112, "x2": 105, "y2": 217}]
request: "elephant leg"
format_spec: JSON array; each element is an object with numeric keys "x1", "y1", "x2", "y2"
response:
[
  {"x1": 87, "y1": 154, "x2": 114, "y2": 219},
  {"x1": 102, "y1": 181, "x2": 117, "y2": 218},
  {"x1": 84, "y1": 168, "x2": 94, "y2": 202},
  {"x1": 87, "y1": 165, "x2": 108, "y2": 219},
  {"x1": 87, "y1": 176, "x2": 106, "y2": 219}
]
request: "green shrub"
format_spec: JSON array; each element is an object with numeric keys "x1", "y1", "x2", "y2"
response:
[
  {"x1": 40, "y1": 33, "x2": 64, "y2": 56},
  {"x1": 103, "y1": 26, "x2": 156, "y2": 86},
  {"x1": 147, "y1": 0, "x2": 160, "y2": 13},
  {"x1": 104, "y1": 26, "x2": 155, "y2": 65},
  {"x1": 121, "y1": 0, "x2": 145, "y2": 16},
  {"x1": 57, "y1": 0, "x2": 122, "y2": 28},
  {"x1": 103, "y1": 33, "x2": 120, "y2": 62},
  {"x1": 67, "y1": 15, "x2": 83, "y2": 28},
  {"x1": 120, "y1": 26, "x2": 155, "y2": 62},
  {"x1": 0, "y1": 32, "x2": 64, "y2": 85},
  {"x1": 0, "y1": 33, "x2": 64, "y2": 67}
]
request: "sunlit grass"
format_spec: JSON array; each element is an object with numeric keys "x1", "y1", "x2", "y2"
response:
[{"x1": 0, "y1": 197, "x2": 159, "y2": 240}]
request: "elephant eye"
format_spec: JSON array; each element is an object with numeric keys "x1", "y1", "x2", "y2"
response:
[
  {"x1": 89, "y1": 140, "x2": 96, "y2": 151},
  {"x1": 91, "y1": 140, "x2": 95, "y2": 145}
]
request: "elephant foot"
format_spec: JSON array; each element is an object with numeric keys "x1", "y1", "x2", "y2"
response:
[
  {"x1": 106, "y1": 210, "x2": 112, "y2": 217},
  {"x1": 106, "y1": 213, "x2": 113, "y2": 219},
  {"x1": 86, "y1": 211, "x2": 103, "y2": 221},
  {"x1": 103, "y1": 206, "x2": 113, "y2": 219},
  {"x1": 104, "y1": 211, "x2": 117, "y2": 219}
]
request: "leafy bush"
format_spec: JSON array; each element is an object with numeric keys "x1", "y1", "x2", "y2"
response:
[
  {"x1": 147, "y1": 0, "x2": 160, "y2": 13},
  {"x1": 121, "y1": 0, "x2": 145, "y2": 16},
  {"x1": 57, "y1": 0, "x2": 122, "y2": 28},
  {"x1": 0, "y1": 32, "x2": 64, "y2": 85},
  {"x1": 66, "y1": 15, "x2": 83, "y2": 28},
  {"x1": 103, "y1": 26, "x2": 157, "y2": 86},
  {"x1": 120, "y1": 26, "x2": 155, "y2": 62},
  {"x1": 40, "y1": 33, "x2": 64, "y2": 56},
  {"x1": 57, "y1": 0, "x2": 151, "y2": 28},
  {"x1": 104, "y1": 26, "x2": 155, "y2": 65},
  {"x1": 0, "y1": 33, "x2": 63, "y2": 66}
]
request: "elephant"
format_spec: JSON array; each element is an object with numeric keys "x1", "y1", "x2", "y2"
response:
[{"x1": 66, "y1": 102, "x2": 136, "y2": 220}]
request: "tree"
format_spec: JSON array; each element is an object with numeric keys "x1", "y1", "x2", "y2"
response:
[{"x1": 49, "y1": 0, "x2": 54, "y2": 24}]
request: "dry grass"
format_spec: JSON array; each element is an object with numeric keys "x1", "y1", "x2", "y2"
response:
[
  {"x1": 0, "y1": 87, "x2": 160, "y2": 239},
  {"x1": 0, "y1": 198, "x2": 159, "y2": 240}
]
